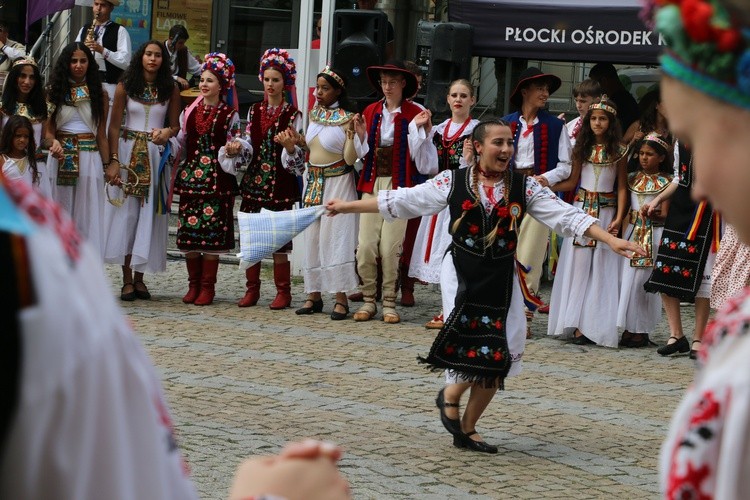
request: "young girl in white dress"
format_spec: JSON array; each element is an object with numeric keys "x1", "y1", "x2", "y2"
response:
[
  {"x1": 409, "y1": 79, "x2": 479, "y2": 329},
  {"x1": 0, "y1": 116, "x2": 39, "y2": 188},
  {"x1": 279, "y1": 66, "x2": 367, "y2": 320},
  {"x1": 104, "y1": 40, "x2": 181, "y2": 301},
  {"x1": 617, "y1": 133, "x2": 673, "y2": 347},
  {"x1": 547, "y1": 96, "x2": 629, "y2": 347}
]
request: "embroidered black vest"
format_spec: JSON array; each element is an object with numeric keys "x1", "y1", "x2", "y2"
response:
[{"x1": 419, "y1": 168, "x2": 527, "y2": 384}]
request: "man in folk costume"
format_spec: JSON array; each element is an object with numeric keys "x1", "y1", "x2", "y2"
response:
[
  {"x1": 75, "y1": 0, "x2": 132, "y2": 107},
  {"x1": 354, "y1": 61, "x2": 431, "y2": 324},
  {"x1": 502, "y1": 68, "x2": 573, "y2": 329}
]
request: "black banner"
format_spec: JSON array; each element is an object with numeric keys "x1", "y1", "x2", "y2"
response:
[{"x1": 449, "y1": 0, "x2": 662, "y2": 64}]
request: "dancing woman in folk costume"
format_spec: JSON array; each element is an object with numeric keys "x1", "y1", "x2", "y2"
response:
[
  {"x1": 104, "y1": 40, "x2": 181, "y2": 301},
  {"x1": 279, "y1": 66, "x2": 367, "y2": 320},
  {"x1": 173, "y1": 53, "x2": 248, "y2": 306},
  {"x1": 408, "y1": 79, "x2": 479, "y2": 329},
  {"x1": 0, "y1": 57, "x2": 52, "y2": 195},
  {"x1": 546, "y1": 96, "x2": 629, "y2": 348},
  {"x1": 641, "y1": 1, "x2": 750, "y2": 496},
  {"x1": 327, "y1": 119, "x2": 644, "y2": 453},
  {"x1": 616, "y1": 133, "x2": 673, "y2": 348},
  {"x1": 45, "y1": 42, "x2": 111, "y2": 256},
  {"x1": 238, "y1": 48, "x2": 301, "y2": 310}
]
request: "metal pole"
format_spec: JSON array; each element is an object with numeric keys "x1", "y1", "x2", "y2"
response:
[
  {"x1": 504, "y1": 57, "x2": 512, "y2": 116},
  {"x1": 296, "y1": 0, "x2": 315, "y2": 131},
  {"x1": 29, "y1": 11, "x2": 62, "y2": 59}
]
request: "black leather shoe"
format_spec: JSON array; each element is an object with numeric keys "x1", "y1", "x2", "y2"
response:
[
  {"x1": 330, "y1": 302, "x2": 349, "y2": 321},
  {"x1": 657, "y1": 336, "x2": 690, "y2": 356},
  {"x1": 689, "y1": 339, "x2": 702, "y2": 360},
  {"x1": 436, "y1": 388, "x2": 461, "y2": 436},
  {"x1": 571, "y1": 334, "x2": 594, "y2": 345},
  {"x1": 295, "y1": 299, "x2": 323, "y2": 315},
  {"x1": 459, "y1": 431, "x2": 498, "y2": 454}
]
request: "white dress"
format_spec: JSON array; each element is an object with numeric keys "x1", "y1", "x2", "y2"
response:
[
  {"x1": 282, "y1": 105, "x2": 368, "y2": 293},
  {"x1": 1, "y1": 155, "x2": 34, "y2": 186},
  {"x1": 617, "y1": 171, "x2": 670, "y2": 334},
  {"x1": 377, "y1": 169, "x2": 596, "y2": 379},
  {"x1": 104, "y1": 96, "x2": 170, "y2": 274},
  {"x1": 547, "y1": 154, "x2": 623, "y2": 347},
  {"x1": 48, "y1": 94, "x2": 107, "y2": 257},
  {"x1": 407, "y1": 118, "x2": 478, "y2": 284},
  {"x1": 0, "y1": 177, "x2": 197, "y2": 500}
]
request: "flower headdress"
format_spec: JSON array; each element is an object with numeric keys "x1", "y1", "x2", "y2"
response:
[
  {"x1": 644, "y1": 0, "x2": 750, "y2": 109},
  {"x1": 201, "y1": 52, "x2": 236, "y2": 94},
  {"x1": 642, "y1": 132, "x2": 671, "y2": 152},
  {"x1": 12, "y1": 56, "x2": 38, "y2": 68},
  {"x1": 589, "y1": 95, "x2": 617, "y2": 115},
  {"x1": 258, "y1": 48, "x2": 296, "y2": 87}
]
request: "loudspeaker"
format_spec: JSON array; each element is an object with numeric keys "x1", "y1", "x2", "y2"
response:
[
  {"x1": 420, "y1": 22, "x2": 473, "y2": 118},
  {"x1": 332, "y1": 10, "x2": 388, "y2": 100}
]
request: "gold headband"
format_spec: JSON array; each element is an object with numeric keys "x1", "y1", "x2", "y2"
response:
[
  {"x1": 642, "y1": 132, "x2": 670, "y2": 152},
  {"x1": 589, "y1": 94, "x2": 617, "y2": 116},
  {"x1": 12, "y1": 57, "x2": 38, "y2": 68},
  {"x1": 320, "y1": 66, "x2": 345, "y2": 89}
]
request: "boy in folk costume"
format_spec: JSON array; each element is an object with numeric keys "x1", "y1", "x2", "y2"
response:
[
  {"x1": 502, "y1": 68, "x2": 573, "y2": 329},
  {"x1": 354, "y1": 61, "x2": 432, "y2": 323}
]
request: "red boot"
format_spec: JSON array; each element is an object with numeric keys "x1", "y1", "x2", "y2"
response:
[
  {"x1": 194, "y1": 258, "x2": 219, "y2": 306},
  {"x1": 182, "y1": 256, "x2": 203, "y2": 304},
  {"x1": 238, "y1": 263, "x2": 261, "y2": 307},
  {"x1": 269, "y1": 261, "x2": 291, "y2": 310},
  {"x1": 400, "y1": 272, "x2": 416, "y2": 307}
]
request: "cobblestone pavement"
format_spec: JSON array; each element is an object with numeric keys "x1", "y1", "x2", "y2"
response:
[{"x1": 105, "y1": 260, "x2": 700, "y2": 499}]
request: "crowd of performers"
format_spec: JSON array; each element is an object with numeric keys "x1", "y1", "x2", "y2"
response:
[{"x1": 2, "y1": 34, "x2": 749, "y2": 456}]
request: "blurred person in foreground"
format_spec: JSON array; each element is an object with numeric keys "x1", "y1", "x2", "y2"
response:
[{"x1": 644, "y1": 0, "x2": 750, "y2": 498}]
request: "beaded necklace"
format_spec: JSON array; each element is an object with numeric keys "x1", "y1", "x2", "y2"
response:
[
  {"x1": 441, "y1": 118, "x2": 471, "y2": 148},
  {"x1": 260, "y1": 100, "x2": 285, "y2": 136},
  {"x1": 195, "y1": 101, "x2": 223, "y2": 135}
]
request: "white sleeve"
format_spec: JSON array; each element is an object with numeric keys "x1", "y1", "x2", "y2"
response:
[
  {"x1": 102, "y1": 26, "x2": 132, "y2": 71},
  {"x1": 525, "y1": 176, "x2": 597, "y2": 237},
  {"x1": 672, "y1": 141, "x2": 680, "y2": 184},
  {"x1": 186, "y1": 49, "x2": 202, "y2": 77},
  {"x1": 75, "y1": 27, "x2": 84, "y2": 42},
  {"x1": 377, "y1": 169, "x2": 452, "y2": 221},
  {"x1": 281, "y1": 145, "x2": 306, "y2": 176},
  {"x1": 217, "y1": 113, "x2": 251, "y2": 174},
  {"x1": 408, "y1": 120, "x2": 438, "y2": 176},
  {"x1": 2, "y1": 42, "x2": 26, "y2": 61},
  {"x1": 541, "y1": 129, "x2": 573, "y2": 185}
]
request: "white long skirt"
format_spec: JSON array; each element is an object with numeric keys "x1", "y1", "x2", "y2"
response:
[
  {"x1": 441, "y1": 253, "x2": 526, "y2": 384},
  {"x1": 617, "y1": 224, "x2": 664, "y2": 333},
  {"x1": 103, "y1": 140, "x2": 168, "y2": 274},
  {"x1": 409, "y1": 206, "x2": 451, "y2": 284},
  {"x1": 303, "y1": 172, "x2": 359, "y2": 294},
  {"x1": 547, "y1": 205, "x2": 622, "y2": 347},
  {"x1": 48, "y1": 150, "x2": 106, "y2": 257}
]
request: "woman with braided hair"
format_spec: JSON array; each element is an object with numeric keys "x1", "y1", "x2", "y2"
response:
[
  {"x1": 326, "y1": 119, "x2": 643, "y2": 453},
  {"x1": 238, "y1": 48, "x2": 301, "y2": 310}
]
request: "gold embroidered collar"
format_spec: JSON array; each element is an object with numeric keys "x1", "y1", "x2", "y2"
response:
[
  {"x1": 587, "y1": 143, "x2": 628, "y2": 165},
  {"x1": 67, "y1": 83, "x2": 91, "y2": 105},
  {"x1": 628, "y1": 170, "x2": 672, "y2": 194},
  {"x1": 309, "y1": 104, "x2": 354, "y2": 126}
]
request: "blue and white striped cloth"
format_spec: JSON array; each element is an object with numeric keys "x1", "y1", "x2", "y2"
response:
[{"x1": 237, "y1": 206, "x2": 325, "y2": 269}]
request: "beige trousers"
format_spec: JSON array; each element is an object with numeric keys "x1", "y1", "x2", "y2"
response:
[
  {"x1": 357, "y1": 176, "x2": 407, "y2": 301},
  {"x1": 516, "y1": 215, "x2": 549, "y2": 294}
]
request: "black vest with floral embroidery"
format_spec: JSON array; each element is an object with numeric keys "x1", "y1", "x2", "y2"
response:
[{"x1": 418, "y1": 168, "x2": 527, "y2": 384}]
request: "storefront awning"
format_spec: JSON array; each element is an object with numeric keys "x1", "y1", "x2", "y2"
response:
[{"x1": 449, "y1": 0, "x2": 662, "y2": 64}]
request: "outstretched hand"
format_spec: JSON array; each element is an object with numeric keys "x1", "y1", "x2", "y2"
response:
[
  {"x1": 609, "y1": 237, "x2": 647, "y2": 259},
  {"x1": 325, "y1": 198, "x2": 347, "y2": 216},
  {"x1": 275, "y1": 128, "x2": 300, "y2": 153},
  {"x1": 350, "y1": 113, "x2": 366, "y2": 139},
  {"x1": 414, "y1": 109, "x2": 432, "y2": 132}
]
